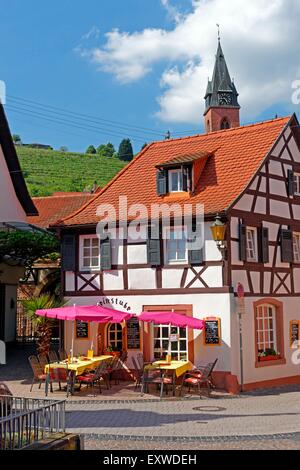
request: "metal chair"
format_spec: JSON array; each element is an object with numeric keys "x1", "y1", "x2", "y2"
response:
[
  {"x1": 46, "y1": 366, "x2": 72, "y2": 397},
  {"x1": 28, "y1": 355, "x2": 48, "y2": 392},
  {"x1": 48, "y1": 350, "x2": 59, "y2": 363},
  {"x1": 132, "y1": 356, "x2": 143, "y2": 390},
  {"x1": 192, "y1": 358, "x2": 218, "y2": 389},
  {"x1": 141, "y1": 366, "x2": 173, "y2": 399},
  {"x1": 37, "y1": 353, "x2": 49, "y2": 369},
  {"x1": 180, "y1": 364, "x2": 213, "y2": 398},
  {"x1": 59, "y1": 349, "x2": 68, "y2": 361},
  {"x1": 76, "y1": 361, "x2": 110, "y2": 396}
]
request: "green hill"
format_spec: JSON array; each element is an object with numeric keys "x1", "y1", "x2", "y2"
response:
[{"x1": 16, "y1": 146, "x2": 126, "y2": 197}]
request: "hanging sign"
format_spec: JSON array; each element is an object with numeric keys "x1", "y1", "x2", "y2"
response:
[
  {"x1": 169, "y1": 334, "x2": 179, "y2": 342},
  {"x1": 203, "y1": 317, "x2": 221, "y2": 346},
  {"x1": 236, "y1": 283, "x2": 246, "y2": 314}
]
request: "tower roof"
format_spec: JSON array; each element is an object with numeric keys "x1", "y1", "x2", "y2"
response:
[{"x1": 204, "y1": 40, "x2": 240, "y2": 112}]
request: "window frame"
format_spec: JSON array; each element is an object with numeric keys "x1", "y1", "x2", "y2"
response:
[
  {"x1": 253, "y1": 299, "x2": 286, "y2": 368},
  {"x1": 294, "y1": 173, "x2": 300, "y2": 196},
  {"x1": 293, "y1": 232, "x2": 300, "y2": 263},
  {"x1": 164, "y1": 226, "x2": 188, "y2": 265},
  {"x1": 246, "y1": 227, "x2": 258, "y2": 262},
  {"x1": 168, "y1": 168, "x2": 183, "y2": 193},
  {"x1": 107, "y1": 323, "x2": 123, "y2": 351},
  {"x1": 79, "y1": 235, "x2": 101, "y2": 272},
  {"x1": 153, "y1": 324, "x2": 188, "y2": 361}
]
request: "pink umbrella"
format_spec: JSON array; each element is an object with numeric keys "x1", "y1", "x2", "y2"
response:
[{"x1": 138, "y1": 311, "x2": 205, "y2": 330}]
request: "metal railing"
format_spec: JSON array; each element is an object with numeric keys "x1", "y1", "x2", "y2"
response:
[{"x1": 0, "y1": 395, "x2": 66, "y2": 450}]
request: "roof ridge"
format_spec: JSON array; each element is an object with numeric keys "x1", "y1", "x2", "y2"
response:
[
  {"x1": 152, "y1": 115, "x2": 291, "y2": 146},
  {"x1": 51, "y1": 142, "x2": 156, "y2": 226}
]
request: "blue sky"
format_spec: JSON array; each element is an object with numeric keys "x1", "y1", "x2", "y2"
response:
[{"x1": 1, "y1": 0, "x2": 300, "y2": 153}]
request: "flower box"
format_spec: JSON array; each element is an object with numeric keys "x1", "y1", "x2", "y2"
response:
[{"x1": 258, "y1": 355, "x2": 281, "y2": 362}]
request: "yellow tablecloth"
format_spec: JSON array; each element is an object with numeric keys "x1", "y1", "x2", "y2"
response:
[
  {"x1": 44, "y1": 355, "x2": 112, "y2": 376},
  {"x1": 146, "y1": 360, "x2": 191, "y2": 378}
]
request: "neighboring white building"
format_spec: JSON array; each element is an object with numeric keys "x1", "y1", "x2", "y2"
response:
[{"x1": 0, "y1": 103, "x2": 38, "y2": 343}]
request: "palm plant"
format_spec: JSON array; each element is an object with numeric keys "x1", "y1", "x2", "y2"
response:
[{"x1": 22, "y1": 294, "x2": 66, "y2": 355}]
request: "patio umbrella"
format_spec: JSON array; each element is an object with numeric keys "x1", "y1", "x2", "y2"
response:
[
  {"x1": 36, "y1": 304, "x2": 135, "y2": 357},
  {"x1": 138, "y1": 311, "x2": 205, "y2": 360}
]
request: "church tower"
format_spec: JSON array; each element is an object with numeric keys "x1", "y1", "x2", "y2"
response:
[{"x1": 204, "y1": 38, "x2": 240, "y2": 133}]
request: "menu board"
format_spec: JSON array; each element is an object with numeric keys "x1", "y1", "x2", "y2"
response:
[
  {"x1": 76, "y1": 320, "x2": 89, "y2": 339},
  {"x1": 127, "y1": 317, "x2": 141, "y2": 350},
  {"x1": 290, "y1": 320, "x2": 300, "y2": 347},
  {"x1": 204, "y1": 318, "x2": 221, "y2": 346}
]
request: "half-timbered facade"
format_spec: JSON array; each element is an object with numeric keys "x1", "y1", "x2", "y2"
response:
[{"x1": 53, "y1": 40, "x2": 300, "y2": 391}]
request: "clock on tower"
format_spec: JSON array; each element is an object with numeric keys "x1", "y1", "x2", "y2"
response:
[{"x1": 219, "y1": 93, "x2": 232, "y2": 106}]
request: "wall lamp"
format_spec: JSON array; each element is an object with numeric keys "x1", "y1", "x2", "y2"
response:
[{"x1": 210, "y1": 214, "x2": 227, "y2": 259}]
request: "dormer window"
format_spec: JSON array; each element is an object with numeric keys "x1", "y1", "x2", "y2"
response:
[{"x1": 169, "y1": 169, "x2": 183, "y2": 192}]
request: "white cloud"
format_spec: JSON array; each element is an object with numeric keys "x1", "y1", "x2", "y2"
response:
[{"x1": 77, "y1": 0, "x2": 300, "y2": 123}]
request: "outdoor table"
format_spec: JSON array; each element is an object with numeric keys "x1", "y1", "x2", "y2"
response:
[
  {"x1": 44, "y1": 355, "x2": 113, "y2": 394},
  {"x1": 145, "y1": 360, "x2": 191, "y2": 396}
]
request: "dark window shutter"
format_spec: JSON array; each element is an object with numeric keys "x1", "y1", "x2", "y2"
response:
[
  {"x1": 239, "y1": 224, "x2": 247, "y2": 262},
  {"x1": 61, "y1": 234, "x2": 76, "y2": 271},
  {"x1": 188, "y1": 219, "x2": 203, "y2": 265},
  {"x1": 281, "y1": 229, "x2": 293, "y2": 263},
  {"x1": 287, "y1": 169, "x2": 294, "y2": 197},
  {"x1": 258, "y1": 227, "x2": 269, "y2": 263},
  {"x1": 147, "y1": 226, "x2": 161, "y2": 266},
  {"x1": 157, "y1": 169, "x2": 167, "y2": 196},
  {"x1": 182, "y1": 167, "x2": 188, "y2": 192},
  {"x1": 100, "y1": 238, "x2": 112, "y2": 270}
]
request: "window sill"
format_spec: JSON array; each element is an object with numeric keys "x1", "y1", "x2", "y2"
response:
[{"x1": 255, "y1": 358, "x2": 286, "y2": 368}]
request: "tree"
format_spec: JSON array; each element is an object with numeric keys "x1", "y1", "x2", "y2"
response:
[
  {"x1": 59, "y1": 146, "x2": 68, "y2": 152},
  {"x1": 141, "y1": 143, "x2": 148, "y2": 151},
  {"x1": 13, "y1": 134, "x2": 22, "y2": 145},
  {"x1": 118, "y1": 138, "x2": 134, "y2": 161},
  {"x1": 105, "y1": 143, "x2": 115, "y2": 158},
  {"x1": 86, "y1": 145, "x2": 96, "y2": 154},
  {"x1": 22, "y1": 295, "x2": 66, "y2": 355}
]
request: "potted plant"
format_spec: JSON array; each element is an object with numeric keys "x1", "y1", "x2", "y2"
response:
[
  {"x1": 258, "y1": 348, "x2": 281, "y2": 362},
  {"x1": 104, "y1": 345, "x2": 120, "y2": 357}
]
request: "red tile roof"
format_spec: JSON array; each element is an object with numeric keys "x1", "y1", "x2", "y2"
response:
[
  {"x1": 27, "y1": 193, "x2": 95, "y2": 228},
  {"x1": 52, "y1": 116, "x2": 291, "y2": 227}
]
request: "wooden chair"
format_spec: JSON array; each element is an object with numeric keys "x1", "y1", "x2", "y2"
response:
[
  {"x1": 76, "y1": 361, "x2": 110, "y2": 396},
  {"x1": 28, "y1": 355, "x2": 48, "y2": 392},
  {"x1": 180, "y1": 364, "x2": 213, "y2": 398},
  {"x1": 141, "y1": 366, "x2": 173, "y2": 399},
  {"x1": 48, "y1": 350, "x2": 59, "y2": 363}
]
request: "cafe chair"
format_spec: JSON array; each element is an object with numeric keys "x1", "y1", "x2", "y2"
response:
[
  {"x1": 28, "y1": 355, "x2": 48, "y2": 392},
  {"x1": 141, "y1": 366, "x2": 173, "y2": 399},
  {"x1": 180, "y1": 364, "x2": 213, "y2": 399},
  {"x1": 45, "y1": 366, "x2": 72, "y2": 397},
  {"x1": 132, "y1": 356, "x2": 143, "y2": 390},
  {"x1": 37, "y1": 353, "x2": 49, "y2": 369},
  {"x1": 192, "y1": 359, "x2": 218, "y2": 390},
  {"x1": 48, "y1": 350, "x2": 60, "y2": 363},
  {"x1": 76, "y1": 361, "x2": 110, "y2": 396},
  {"x1": 59, "y1": 349, "x2": 68, "y2": 361}
]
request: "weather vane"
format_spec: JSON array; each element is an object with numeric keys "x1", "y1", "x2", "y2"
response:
[{"x1": 216, "y1": 23, "x2": 220, "y2": 41}]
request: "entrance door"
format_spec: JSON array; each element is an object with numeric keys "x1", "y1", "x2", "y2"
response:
[{"x1": 0, "y1": 284, "x2": 5, "y2": 341}]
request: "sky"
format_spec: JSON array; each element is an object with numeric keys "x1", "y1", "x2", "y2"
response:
[{"x1": 1, "y1": 0, "x2": 300, "y2": 153}]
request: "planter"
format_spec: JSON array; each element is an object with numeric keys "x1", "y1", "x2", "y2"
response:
[
  {"x1": 258, "y1": 355, "x2": 281, "y2": 362},
  {"x1": 104, "y1": 350, "x2": 120, "y2": 357}
]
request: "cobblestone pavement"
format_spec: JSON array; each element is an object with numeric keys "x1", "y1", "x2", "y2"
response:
[{"x1": 3, "y1": 344, "x2": 300, "y2": 450}]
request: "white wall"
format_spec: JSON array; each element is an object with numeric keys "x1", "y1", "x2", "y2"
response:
[
  {"x1": 0, "y1": 145, "x2": 26, "y2": 223},
  {"x1": 64, "y1": 292, "x2": 232, "y2": 372}
]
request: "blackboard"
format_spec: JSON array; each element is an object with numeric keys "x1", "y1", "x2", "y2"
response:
[
  {"x1": 76, "y1": 320, "x2": 89, "y2": 339},
  {"x1": 290, "y1": 321, "x2": 300, "y2": 347},
  {"x1": 127, "y1": 317, "x2": 141, "y2": 350},
  {"x1": 204, "y1": 319, "x2": 221, "y2": 346}
]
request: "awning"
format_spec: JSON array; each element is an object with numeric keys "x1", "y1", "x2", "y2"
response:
[
  {"x1": 36, "y1": 304, "x2": 135, "y2": 323},
  {"x1": 138, "y1": 311, "x2": 205, "y2": 330}
]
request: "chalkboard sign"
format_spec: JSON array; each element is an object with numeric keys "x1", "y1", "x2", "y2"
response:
[
  {"x1": 204, "y1": 318, "x2": 221, "y2": 346},
  {"x1": 127, "y1": 317, "x2": 141, "y2": 350},
  {"x1": 290, "y1": 320, "x2": 300, "y2": 347},
  {"x1": 76, "y1": 320, "x2": 89, "y2": 339}
]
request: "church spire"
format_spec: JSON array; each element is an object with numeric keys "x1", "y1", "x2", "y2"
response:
[{"x1": 204, "y1": 38, "x2": 240, "y2": 133}]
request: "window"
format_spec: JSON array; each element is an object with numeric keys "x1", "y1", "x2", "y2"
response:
[
  {"x1": 221, "y1": 118, "x2": 230, "y2": 130},
  {"x1": 246, "y1": 228, "x2": 257, "y2": 262},
  {"x1": 256, "y1": 304, "x2": 277, "y2": 354},
  {"x1": 165, "y1": 228, "x2": 187, "y2": 264},
  {"x1": 294, "y1": 173, "x2": 300, "y2": 195},
  {"x1": 80, "y1": 236, "x2": 100, "y2": 270},
  {"x1": 169, "y1": 169, "x2": 183, "y2": 192},
  {"x1": 107, "y1": 323, "x2": 123, "y2": 351},
  {"x1": 153, "y1": 324, "x2": 188, "y2": 361},
  {"x1": 293, "y1": 233, "x2": 300, "y2": 262}
]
